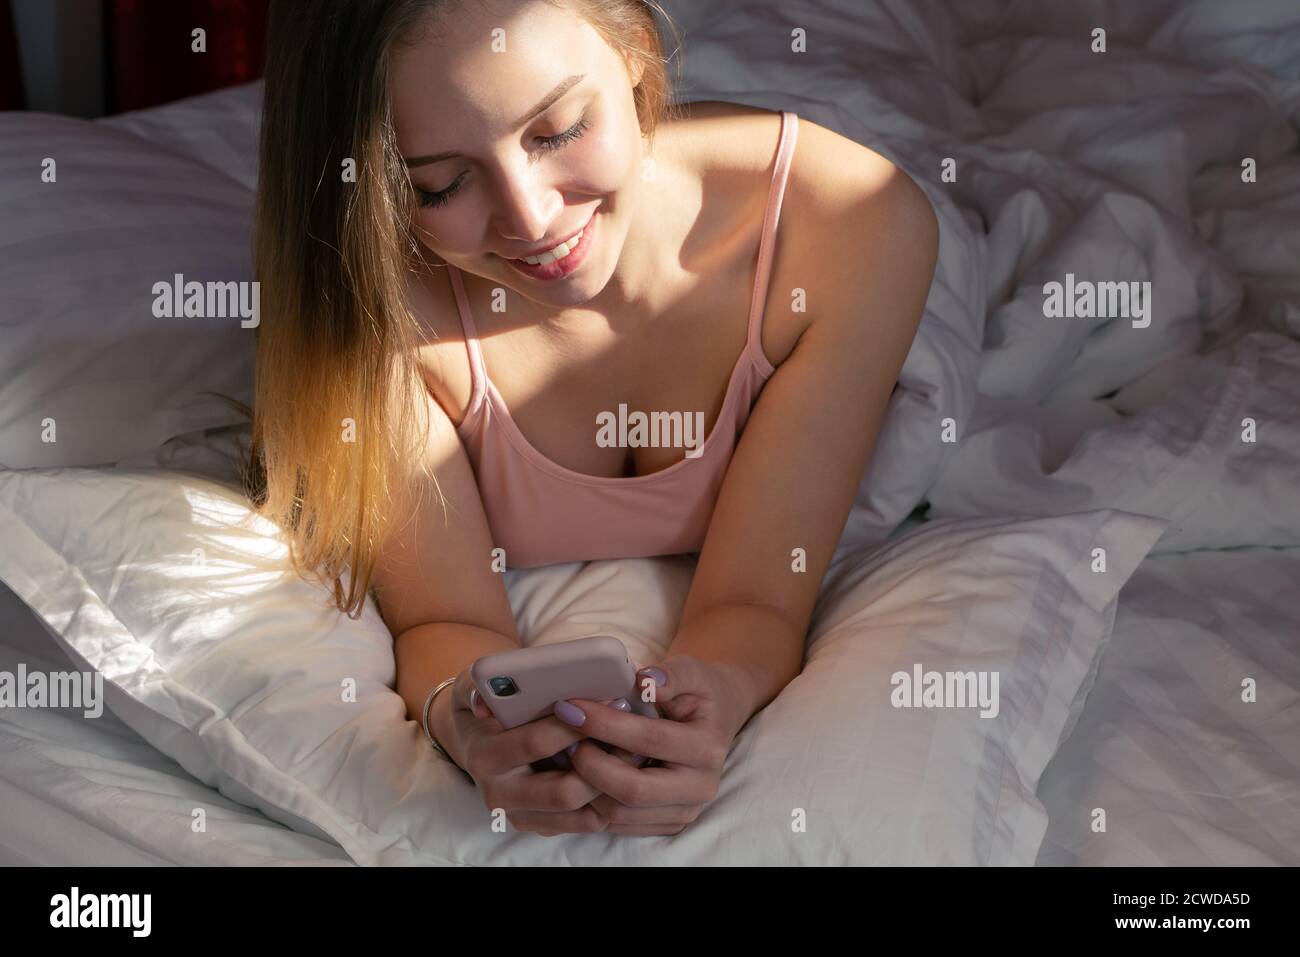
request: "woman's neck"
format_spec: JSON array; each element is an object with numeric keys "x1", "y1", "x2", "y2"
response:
[{"x1": 576, "y1": 129, "x2": 705, "y2": 331}]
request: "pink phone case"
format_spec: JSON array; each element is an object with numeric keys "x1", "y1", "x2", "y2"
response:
[{"x1": 470, "y1": 635, "x2": 659, "y2": 730}]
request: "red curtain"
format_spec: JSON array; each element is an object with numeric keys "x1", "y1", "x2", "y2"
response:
[
  {"x1": 109, "y1": 0, "x2": 269, "y2": 113},
  {"x1": 0, "y1": 0, "x2": 24, "y2": 109}
]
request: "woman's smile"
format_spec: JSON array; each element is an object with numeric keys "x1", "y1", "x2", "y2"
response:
[{"x1": 498, "y1": 208, "x2": 599, "y2": 281}]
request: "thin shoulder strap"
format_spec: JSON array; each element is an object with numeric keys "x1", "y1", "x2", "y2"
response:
[
  {"x1": 446, "y1": 265, "x2": 487, "y2": 418},
  {"x1": 746, "y1": 110, "x2": 799, "y2": 373}
]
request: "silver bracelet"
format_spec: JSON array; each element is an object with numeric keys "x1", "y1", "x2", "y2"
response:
[{"x1": 421, "y1": 676, "x2": 460, "y2": 764}]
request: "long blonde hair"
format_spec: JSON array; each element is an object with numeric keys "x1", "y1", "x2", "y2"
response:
[{"x1": 228, "y1": 0, "x2": 682, "y2": 618}]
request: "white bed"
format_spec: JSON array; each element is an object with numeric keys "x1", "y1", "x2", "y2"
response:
[
  {"x1": 0, "y1": 585, "x2": 353, "y2": 866},
  {"x1": 3, "y1": 531, "x2": 1296, "y2": 866},
  {"x1": 2, "y1": 0, "x2": 1297, "y2": 865},
  {"x1": 1035, "y1": 547, "x2": 1300, "y2": 865}
]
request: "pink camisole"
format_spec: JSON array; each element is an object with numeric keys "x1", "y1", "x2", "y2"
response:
[{"x1": 449, "y1": 109, "x2": 799, "y2": 568}]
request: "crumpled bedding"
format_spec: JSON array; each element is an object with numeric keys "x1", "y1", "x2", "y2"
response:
[
  {"x1": 659, "y1": 0, "x2": 1300, "y2": 556},
  {"x1": 1036, "y1": 546, "x2": 1300, "y2": 866}
]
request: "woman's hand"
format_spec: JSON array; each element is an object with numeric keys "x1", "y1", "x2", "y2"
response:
[
  {"x1": 441, "y1": 670, "x2": 613, "y2": 835},
  {"x1": 556, "y1": 655, "x2": 751, "y2": 836}
]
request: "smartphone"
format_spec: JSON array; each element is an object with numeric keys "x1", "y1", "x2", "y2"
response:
[{"x1": 470, "y1": 635, "x2": 659, "y2": 731}]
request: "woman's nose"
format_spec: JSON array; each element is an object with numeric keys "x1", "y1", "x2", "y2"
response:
[{"x1": 491, "y1": 167, "x2": 563, "y2": 245}]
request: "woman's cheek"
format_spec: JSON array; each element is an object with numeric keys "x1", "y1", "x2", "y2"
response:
[
  {"x1": 413, "y1": 208, "x2": 481, "y2": 258},
  {"x1": 580, "y1": 122, "x2": 638, "y2": 192}
]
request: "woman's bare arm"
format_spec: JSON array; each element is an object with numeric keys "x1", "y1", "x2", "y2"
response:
[
  {"x1": 672, "y1": 156, "x2": 939, "y2": 724},
  {"x1": 371, "y1": 368, "x2": 520, "y2": 766}
]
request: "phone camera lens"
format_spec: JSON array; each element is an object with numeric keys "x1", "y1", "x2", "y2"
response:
[{"x1": 489, "y1": 676, "x2": 518, "y2": 697}]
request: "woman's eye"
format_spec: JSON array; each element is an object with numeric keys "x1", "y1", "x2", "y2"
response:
[
  {"x1": 416, "y1": 113, "x2": 590, "y2": 210},
  {"x1": 536, "y1": 113, "x2": 590, "y2": 152},
  {"x1": 418, "y1": 175, "x2": 463, "y2": 209}
]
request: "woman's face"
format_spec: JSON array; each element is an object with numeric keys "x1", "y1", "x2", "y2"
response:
[{"x1": 390, "y1": 0, "x2": 647, "y2": 310}]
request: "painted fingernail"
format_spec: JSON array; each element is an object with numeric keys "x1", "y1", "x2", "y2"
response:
[
  {"x1": 638, "y1": 667, "x2": 667, "y2": 688},
  {"x1": 554, "y1": 700, "x2": 586, "y2": 727},
  {"x1": 566, "y1": 742, "x2": 580, "y2": 756},
  {"x1": 612, "y1": 698, "x2": 631, "y2": 712}
]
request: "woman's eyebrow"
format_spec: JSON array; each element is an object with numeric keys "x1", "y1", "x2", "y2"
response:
[{"x1": 403, "y1": 73, "x2": 586, "y2": 168}]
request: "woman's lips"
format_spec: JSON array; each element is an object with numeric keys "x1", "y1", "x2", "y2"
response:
[{"x1": 500, "y1": 212, "x2": 597, "y2": 281}]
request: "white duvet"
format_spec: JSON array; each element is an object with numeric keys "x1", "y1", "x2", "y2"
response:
[
  {"x1": 655, "y1": 0, "x2": 1300, "y2": 558},
  {"x1": 1037, "y1": 546, "x2": 1300, "y2": 866}
]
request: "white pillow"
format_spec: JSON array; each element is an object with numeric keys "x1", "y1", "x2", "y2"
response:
[
  {"x1": 0, "y1": 467, "x2": 1165, "y2": 864},
  {"x1": 98, "y1": 81, "x2": 264, "y2": 193},
  {"x1": 0, "y1": 113, "x2": 256, "y2": 468}
]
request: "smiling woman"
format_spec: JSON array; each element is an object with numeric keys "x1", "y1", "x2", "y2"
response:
[
  {"x1": 237, "y1": 0, "x2": 937, "y2": 839},
  {"x1": 388, "y1": 0, "x2": 681, "y2": 308},
  {"x1": 240, "y1": 0, "x2": 681, "y2": 620}
]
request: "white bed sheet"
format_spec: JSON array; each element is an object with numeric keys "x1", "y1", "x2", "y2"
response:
[
  {"x1": 6, "y1": 535, "x2": 1295, "y2": 866},
  {"x1": 1036, "y1": 547, "x2": 1300, "y2": 866},
  {"x1": 0, "y1": 584, "x2": 354, "y2": 866}
]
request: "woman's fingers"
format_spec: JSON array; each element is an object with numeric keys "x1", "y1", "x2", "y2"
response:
[
  {"x1": 453, "y1": 682, "x2": 588, "y2": 776},
  {"x1": 478, "y1": 765, "x2": 604, "y2": 813},
  {"x1": 452, "y1": 671, "x2": 489, "y2": 716},
  {"x1": 468, "y1": 715, "x2": 590, "y2": 776},
  {"x1": 450, "y1": 677, "x2": 675, "y2": 834},
  {"x1": 568, "y1": 740, "x2": 719, "y2": 806},
  {"x1": 608, "y1": 745, "x2": 650, "y2": 768},
  {"x1": 549, "y1": 740, "x2": 644, "y2": 772},
  {"x1": 559, "y1": 698, "x2": 726, "y2": 768}
]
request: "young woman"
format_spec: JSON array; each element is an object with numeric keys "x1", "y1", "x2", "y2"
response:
[{"x1": 248, "y1": 0, "x2": 937, "y2": 837}]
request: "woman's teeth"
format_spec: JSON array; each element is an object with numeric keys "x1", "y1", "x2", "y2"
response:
[{"x1": 517, "y1": 224, "x2": 586, "y2": 265}]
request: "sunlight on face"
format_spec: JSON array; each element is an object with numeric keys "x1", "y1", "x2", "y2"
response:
[{"x1": 390, "y1": 0, "x2": 647, "y2": 307}]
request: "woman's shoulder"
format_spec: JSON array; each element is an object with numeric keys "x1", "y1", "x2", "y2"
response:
[
  {"x1": 670, "y1": 100, "x2": 899, "y2": 202},
  {"x1": 665, "y1": 100, "x2": 787, "y2": 183},
  {"x1": 670, "y1": 101, "x2": 911, "y2": 274},
  {"x1": 675, "y1": 103, "x2": 933, "y2": 357}
]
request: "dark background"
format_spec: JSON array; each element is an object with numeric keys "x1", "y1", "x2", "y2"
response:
[{"x1": 1, "y1": 0, "x2": 269, "y2": 115}]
